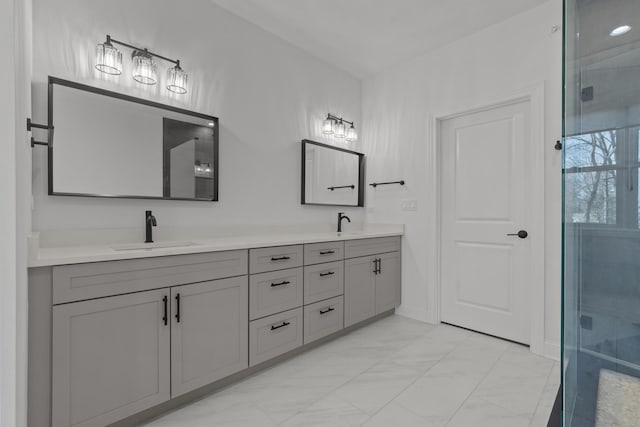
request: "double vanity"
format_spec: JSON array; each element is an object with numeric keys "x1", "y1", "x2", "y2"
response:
[
  {"x1": 27, "y1": 77, "x2": 399, "y2": 427},
  {"x1": 28, "y1": 226, "x2": 403, "y2": 427}
]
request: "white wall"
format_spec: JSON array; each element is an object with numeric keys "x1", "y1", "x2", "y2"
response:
[
  {"x1": 31, "y1": 0, "x2": 362, "y2": 231},
  {"x1": 2, "y1": 0, "x2": 32, "y2": 425},
  {"x1": 0, "y1": 1, "x2": 18, "y2": 424},
  {"x1": 361, "y1": 1, "x2": 563, "y2": 357}
]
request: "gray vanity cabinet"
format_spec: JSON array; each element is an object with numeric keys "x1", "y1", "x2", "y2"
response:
[
  {"x1": 374, "y1": 252, "x2": 401, "y2": 314},
  {"x1": 344, "y1": 237, "x2": 402, "y2": 327},
  {"x1": 344, "y1": 256, "x2": 377, "y2": 327},
  {"x1": 52, "y1": 289, "x2": 171, "y2": 427},
  {"x1": 170, "y1": 276, "x2": 248, "y2": 397},
  {"x1": 34, "y1": 236, "x2": 401, "y2": 427}
]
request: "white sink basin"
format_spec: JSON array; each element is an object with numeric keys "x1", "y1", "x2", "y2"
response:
[{"x1": 111, "y1": 241, "x2": 198, "y2": 251}]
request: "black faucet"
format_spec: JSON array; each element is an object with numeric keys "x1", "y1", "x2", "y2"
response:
[
  {"x1": 145, "y1": 210, "x2": 157, "y2": 243},
  {"x1": 337, "y1": 212, "x2": 351, "y2": 233}
]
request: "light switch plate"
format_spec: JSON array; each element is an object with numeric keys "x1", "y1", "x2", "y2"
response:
[{"x1": 401, "y1": 199, "x2": 418, "y2": 211}]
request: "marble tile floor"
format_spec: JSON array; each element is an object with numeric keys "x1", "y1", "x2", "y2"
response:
[{"x1": 144, "y1": 315, "x2": 560, "y2": 427}]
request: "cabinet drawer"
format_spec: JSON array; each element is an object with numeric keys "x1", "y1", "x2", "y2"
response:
[
  {"x1": 344, "y1": 237, "x2": 401, "y2": 259},
  {"x1": 304, "y1": 296, "x2": 344, "y2": 344},
  {"x1": 52, "y1": 250, "x2": 248, "y2": 304},
  {"x1": 304, "y1": 261, "x2": 344, "y2": 305},
  {"x1": 304, "y1": 241, "x2": 344, "y2": 265},
  {"x1": 249, "y1": 268, "x2": 303, "y2": 320},
  {"x1": 249, "y1": 307, "x2": 303, "y2": 366},
  {"x1": 249, "y1": 245, "x2": 303, "y2": 274}
]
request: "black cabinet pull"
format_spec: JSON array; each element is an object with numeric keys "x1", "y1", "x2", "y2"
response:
[
  {"x1": 373, "y1": 259, "x2": 380, "y2": 275},
  {"x1": 319, "y1": 250, "x2": 335, "y2": 255},
  {"x1": 319, "y1": 307, "x2": 335, "y2": 315},
  {"x1": 319, "y1": 271, "x2": 335, "y2": 277},
  {"x1": 271, "y1": 256, "x2": 291, "y2": 261},
  {"x1": 175, "y1": 293, "x2": 181, "y2": 323},
  {"x1": 378, "y1": 258, "x2": 382, "y2": 274},
  {"x1": 270, "y1": 321, "x2": 290, "y2": 331},
  {"x1": 162, "y1": 295, "x2": 168, "y2": 326},
  {"x1": 271, "y1": 280, "x2": 290, "y2": 287}
]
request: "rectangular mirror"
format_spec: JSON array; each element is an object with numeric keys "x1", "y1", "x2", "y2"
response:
[
  {"x1": 48, "y1": 77, "x2": 219, "y2": 201},
  {"x1": 301, "y1": 139, "x2": 364, "y2": 207}
]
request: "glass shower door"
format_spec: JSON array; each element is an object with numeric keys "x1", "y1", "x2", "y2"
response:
[{"x1": 563, "y1": 0, "x2": 640, "y2": 426}]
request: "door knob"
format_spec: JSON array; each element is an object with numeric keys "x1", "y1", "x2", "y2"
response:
[{"x1": 507, "y1": 230, "x2": 528, "y2": 239}]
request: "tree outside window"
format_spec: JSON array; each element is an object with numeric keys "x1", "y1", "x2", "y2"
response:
[{"x1": 564, "y1": 127, "x2": 640, "y2": 228}]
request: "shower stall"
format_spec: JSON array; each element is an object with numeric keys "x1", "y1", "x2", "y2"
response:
[{"x1": 563, "y1": 0, "x2": 640, "y2": 425}]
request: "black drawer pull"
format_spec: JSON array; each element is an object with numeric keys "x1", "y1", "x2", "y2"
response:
[
  {"x1": 271, "y1": 256, "x2": 291, "y2": 261},
  {"x1": 271, "y1": 280, "x2": 290, "y2": 287},
  {"x1": 271, "y1": 321, "x2": 290, "y2": 331},
  {"x1": 162, "y1": 295, "x2": 168, "y2": 326},
  {"x1": 175, "y1": 293, "x2": 181, "y2": 323},
  {"x1": 320, "y1": 307, "x2": 335, "y2": 315},
  {"x1": 319, "y1": 250, "x2": 335, "y2": 255},
  {"x1": 319, "y1": 271, "x2": 335, "y2": 277}
]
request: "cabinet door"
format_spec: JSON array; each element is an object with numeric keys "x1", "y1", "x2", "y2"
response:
[
  {"x1": 171, "y1": 276, "x2": 248, "y2": 397},
  {"x1": 344, "y1": 255, "x2": 377, "y2": 327},
  {"x1": 375, "y1": 252, "x2": 401, "y2": 314},
  {"x1": 52, "y1": 289, "x2": 170, "y2": 427}
]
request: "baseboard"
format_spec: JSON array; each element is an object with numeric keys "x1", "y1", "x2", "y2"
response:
[
  {"x1": 544, "y1": 341, "x2": 561, "y2": 361},
  {"x1": 395, "y1": 305, "x2": 430, "y2": 323}
]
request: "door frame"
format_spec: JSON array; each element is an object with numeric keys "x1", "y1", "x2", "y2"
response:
[{"x1": 426, "y1": 83, "x2": 546, "y2": 355}]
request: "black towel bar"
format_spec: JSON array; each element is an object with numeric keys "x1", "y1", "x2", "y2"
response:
[{"x1": 369, "y1": 180, "x2": 405, "y2": 188}]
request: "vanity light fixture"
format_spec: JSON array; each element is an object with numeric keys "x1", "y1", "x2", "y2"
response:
[
  {"x1": 95, "y1": 35, "x2": 189, "y2": 94},
  {"x1": 166, "y1": 61, "x2": 188, "y2": 94},
  {"x1": 346, "y1": 124, "x2": 357, "y2": 142},
  {"x1": 95, "y1": 36, "x2": 123, "y2": 75},
  {"x1": 334, "y1": 119, "x2": 346, "y2": 138},
  {"x1": 322, "y1": 116, "x2": 334, "y2": 134},
  {"x1": 132, "y1": 50, "x2": 157, "y2": 85},
  {"x1": 322, "y1": 113, "x2": 358, "y2": 142}
]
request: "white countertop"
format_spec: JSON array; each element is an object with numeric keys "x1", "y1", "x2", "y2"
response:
[{"x1": 28, "y1": 224, "x2": 404, "y2": 267}]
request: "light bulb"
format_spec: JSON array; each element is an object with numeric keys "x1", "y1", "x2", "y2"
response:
[
  {"x1": 334, "y1": 120, "x2": 346, "y2": 138},
  {"x1": 95, "y1": 40, "x2": 122, "y2": 75},
  {"x1": 346, "y1": 125, "x2": 357, "y2": 142},
  {"x1": 132, "y1": 51, "x2": 157, "y2": 85}
]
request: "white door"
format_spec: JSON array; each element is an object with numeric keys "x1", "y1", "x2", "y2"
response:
[{"x1": 440, "y1": 99, "x2": 531, "y2": 344}]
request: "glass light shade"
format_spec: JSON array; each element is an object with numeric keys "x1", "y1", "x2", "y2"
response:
[
  {"x1": 167, "y1": 65, "x2": 188, "y2": 94},
  {"x1": 95, "y1": 43, "x2": 122, "y2": 75},
  {"x1": 610, "y1": 25, "x2": 632, "y2": 36},
  {"x1": 346, "y1": 126, "x2": 358, "y2": 142},
  {"x1": 322, "y1": 118, "x2": 334, "y2": 134},
  {"x1": 132, "y1": 53, "x2": 157, "y2": 85},
  {"x1": 334, "y1": 120, "x2": 346, "y2": 138}
]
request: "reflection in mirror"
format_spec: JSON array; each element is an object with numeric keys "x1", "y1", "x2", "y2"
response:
[
  {"x1": 301, "y1": 140, "x2": 364, "y2": 207},
  {"x1": 49, "y1": 77, "x2": 218, "y2": 201},
  {"x1": 163, "y1": 118, "x2": 215, "y2": 199}
]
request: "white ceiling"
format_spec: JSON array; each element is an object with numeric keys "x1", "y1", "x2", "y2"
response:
[{"x1": 211, "y1": 0, "x2": 548, "y2": 78}]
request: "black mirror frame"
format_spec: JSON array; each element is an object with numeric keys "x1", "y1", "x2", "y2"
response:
[
  {"x1": 301, "y1": 139, "x2": 365, "y2": 207},
  {"x1": 47, "y1": 76, "x2": 219, "y2": 202}
]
